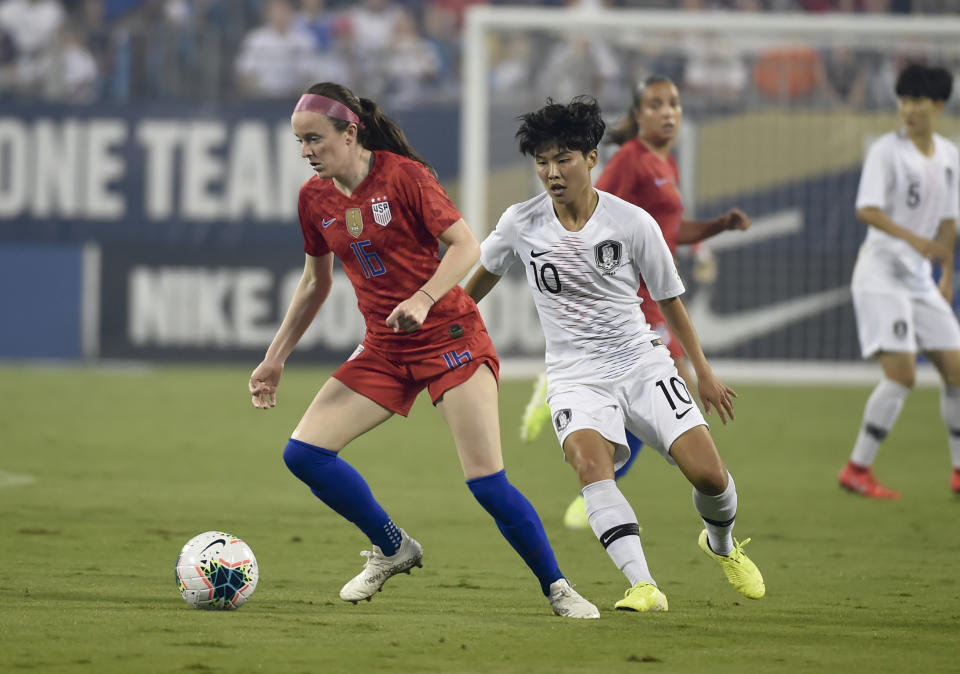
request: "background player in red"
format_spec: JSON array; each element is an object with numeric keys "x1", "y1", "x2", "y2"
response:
[
  {"x1": 248, "y1": 82, "x2": 598, "y2": 618},
  {"x1": 521, "y1": 75, "x2": 753, "y2": 528}
]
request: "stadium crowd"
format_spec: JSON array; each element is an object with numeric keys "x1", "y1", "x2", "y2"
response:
[{"x1": 0, "y1": 0, "x2": 957, "y2": 108}]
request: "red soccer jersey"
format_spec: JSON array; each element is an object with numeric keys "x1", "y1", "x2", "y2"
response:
[
  {"x1": 595, "y1": 137, "x2": 684, "y2": 254},
  {"x1": 595, "y1": 138, "x2": 687, "y2": 356},
  {"x1": 298, "y1": 150, "x2": 485, "y2": 360}
]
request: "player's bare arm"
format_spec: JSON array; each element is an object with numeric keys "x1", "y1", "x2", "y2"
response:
[
  {"x1": 857, "y1": 206, "x2": 952, "y2": 264},
  {"x1": 464, "y1": 265, "x2": 503, "y2": 304},
  {"x1": 386, "y1": 218, "x2": 480, "y2": 333},
  {"x1": 935, "y1": 218, "x2": 957, "y2": 303},
  {"x1": 677, "y1": 208, "x2": 751, "y2": 245},
  {"x1": 657, "y1": 295, "x2": 737, "y2": 424},
  {"x1": 250, "y1": 252, "x2": 334, "y2": 409}
]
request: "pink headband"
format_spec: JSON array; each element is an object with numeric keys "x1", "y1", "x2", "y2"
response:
[{"x1": 294, "y1": 94, "x2": 365, "y2": 128}]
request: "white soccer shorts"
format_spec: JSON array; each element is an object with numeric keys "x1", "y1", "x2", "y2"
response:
[
  {"x1": 547, "y1": 346, "x2": 708, "y2": 470},
  {"x1": 852, "y1": 285, "x2": 960, "y2": 358}
]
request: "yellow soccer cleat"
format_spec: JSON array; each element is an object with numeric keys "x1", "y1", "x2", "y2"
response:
[
  {"x1": 562, "y1": 494, "x2": 590, "y2": 530},
  {"x1": 520, "y1": 372, "x2": 551, "y2": 443},
  {"x1": 614, "y1": 582, "x2": 668, "y2": 612},
  {"x1": 697, "y1": 529, "x2": 765, "y2": 599}
]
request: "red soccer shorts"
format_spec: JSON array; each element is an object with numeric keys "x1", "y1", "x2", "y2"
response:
[{"x1": 331, "y1": 329, "x2": 500, "y2": 416}]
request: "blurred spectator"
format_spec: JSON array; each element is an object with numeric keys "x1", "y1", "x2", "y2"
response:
[
  {"x1": 913, "y1": 0, "x2": 960, "y2": 11},
  {"x1": 234, "y1": 0, "x2": 320, "y2": 98},
  {"x1": 102, "y1": 0, "x2": 146, "y2": 20},
  {"x1": 340, "y1": 0, "x2": 402, "y2": 97},
  {"x1": 42, "y1": 25, "x2": 99, "y2": 101},
  {"x1": 74, "y1": 0, "x2": 113, "y2": 93},
  {"x1": 536, "y1": 35, "x2": 621, "y2": 102},
  {"x1": 820, "y1": 45, "x2": 869, "y2": 107},
  {"x1": 490, "y1": 32, "x2": 533, "y2": 95},
  {"x1": 296, "y1": 0, "x2": 338, "y2": 51},
  {"x1": 422, "y1": 3, "x2": 459, "y2": 90},
  {"x1": 428, "y1": 0, "x2": 487, "y2": 32},
  {"x1": 681, "y1": 31, "x2": 747, "y2": 109},
  {"x1": 383, "y1": 9, "x2": 441, "y2": 107},
  {"x1": 104, "y1": 0, "x2": 198, "y2": 99},
  {"x1": 0, "y1": 27, "x2": 15, "y2": 91},
  {"x1": 0, "y1": 0, "x2": 66, "y2": 91}
]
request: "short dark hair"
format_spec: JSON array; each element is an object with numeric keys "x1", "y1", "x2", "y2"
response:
[
  {"x1": 895, "y1": 63, "x2": 953, "y2": 102},
  {"x1": 515, "y1": 96, "x2": 606, "y2": 157}
]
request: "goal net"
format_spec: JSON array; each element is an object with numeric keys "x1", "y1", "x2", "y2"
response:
[{"x1": 459, "y1": 8, "x2": 960, "y2": 381}]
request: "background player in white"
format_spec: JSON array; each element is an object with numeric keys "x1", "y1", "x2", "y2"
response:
[
  {"x1": 465, "y1": 96, "x2": 765, "y2": 611},
  {"x1": 839, "y1": 63, "x2": 960, "y2": 498}
]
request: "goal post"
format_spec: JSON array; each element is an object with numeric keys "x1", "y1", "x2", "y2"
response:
[{"x1": 460, "y1": 7, "x2": 960, "y2": 382}]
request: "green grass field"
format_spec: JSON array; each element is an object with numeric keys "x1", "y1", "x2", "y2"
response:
[{"x1": 1, "y1": 365, "x2": 958, "y2": 674}]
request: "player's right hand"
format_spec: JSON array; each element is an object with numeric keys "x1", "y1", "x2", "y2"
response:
[
  {"x1": 723, "y1": 208, "x2": 751, "y2": 231},
  {"x1": 249, "y1": 359, "x2": 283, "y2": 409}
]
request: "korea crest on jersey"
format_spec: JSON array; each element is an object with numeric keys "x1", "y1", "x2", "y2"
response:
[
  {"x1": 594, "y1": 239, "x2": 623, "y2": 274},
  {"x1": 371, "y1": 196, "x2": 392, "y2": 227}
]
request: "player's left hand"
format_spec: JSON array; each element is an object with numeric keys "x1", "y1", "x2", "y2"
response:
[
  {"x1": 698, "y1": 373, "x2": 737, "y2": 425},
  {"x1": 249, "y1": 359, "x2": 283, "y2": 409},
  {"x1": 724, "y1": 209, "x2": 751, "y2": 231},
  {"x1": 386, "y1": 291, "x2": 434, "y2": 333}
]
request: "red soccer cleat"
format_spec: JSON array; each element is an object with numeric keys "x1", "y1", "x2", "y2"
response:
[
  {"x1": 951, "y1": 468, "x2": 960, "y2": 495},
  {"x1": 838, "y1": 462, "x2": 901, "y2": 499}
]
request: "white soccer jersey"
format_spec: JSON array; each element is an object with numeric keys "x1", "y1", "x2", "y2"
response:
[
  {"x1": 480, "y1": 189, "x2": 685, "y2": 386},
  {"x1": 854, "y1": 130, "x2": 960, "y2": 293}
]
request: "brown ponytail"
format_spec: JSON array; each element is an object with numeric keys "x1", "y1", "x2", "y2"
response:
[{"x1": 305, "y1": 82, "x2": 433, "y2": 172}]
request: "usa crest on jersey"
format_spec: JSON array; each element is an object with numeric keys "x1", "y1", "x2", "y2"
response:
[{"x1": 371, "y1": 196, "x2": 392, "y2": 227}]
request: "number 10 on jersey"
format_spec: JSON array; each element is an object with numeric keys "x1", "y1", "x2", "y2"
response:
[{"x1": 529, "y1": 260, "x2": 562, "y2": 294}]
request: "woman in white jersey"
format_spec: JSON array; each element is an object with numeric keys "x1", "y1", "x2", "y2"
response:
[
  {"x1": 465, "y1": 97, "x2": 765, "y2": 612},
  {"x1": 839, "y1": 63, "x2": 960, "y2": 498}
]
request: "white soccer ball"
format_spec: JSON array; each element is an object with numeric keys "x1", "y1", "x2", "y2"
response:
[{"x1": 175, "y1": 531, "x2": 259, "y2": 610}]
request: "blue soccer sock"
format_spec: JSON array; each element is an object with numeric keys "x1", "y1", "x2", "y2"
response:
[
  {"x1": 615, "y1": 431, "x2": 643, "y2": 480},
  {"x1": 467, "y1": 470, "x2": 562, "y2": 596},
  {"x1": 283, "y1": 438, "x2": 402, "y2": 555}
]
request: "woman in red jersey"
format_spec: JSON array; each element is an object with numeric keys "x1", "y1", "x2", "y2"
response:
[
  {"x1": 248, "y1": 82, "x2": 598, "y2": 618},
  {"x1": 523, "y1": 76, "x2": 753, "y2": 529},
  {"x1": 598, "y1": 74, "x2": 751, "y2": 389}
]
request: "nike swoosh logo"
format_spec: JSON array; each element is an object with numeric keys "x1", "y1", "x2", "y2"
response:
[
  {"x1": 201, "y1": 538, "x2": 227, "y2": 554},
  {"x1": 322, "y1": 218, "x2": 336, "y2": 228},
  {"x1": 687, "y1": 285, "x2": 851, "y2": 351},
  {"x1": 654, "y1": 178, "x2": 669, "y2": 187},
  {"x1": 530, "y1": 250, "x2": 550, "y2": 258},
  {"x1": 675, "y1": 407, "x2": 693, "y2": 419}
]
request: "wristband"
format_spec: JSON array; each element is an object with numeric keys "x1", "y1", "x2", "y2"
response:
[{"x1": 418, "y1": 288, "x2": 436, "y2": 305}]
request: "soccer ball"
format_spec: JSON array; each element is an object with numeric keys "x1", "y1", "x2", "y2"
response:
[{"x1": 175, "y1": 531, "x2": 258, "y2": 610}]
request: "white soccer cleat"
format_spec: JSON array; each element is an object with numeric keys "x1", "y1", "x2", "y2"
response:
[
  {"x1": 548, "y1": 578, "x2": 600, "y2": 619},
  {"x1": 339, "y1": 529, "x2": 423, "y2": 604}
]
